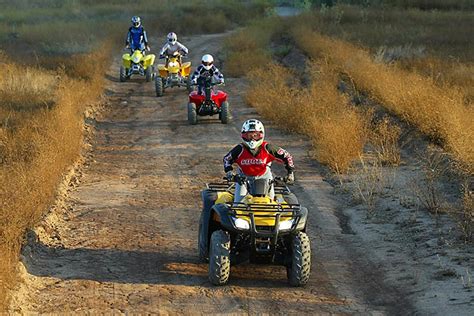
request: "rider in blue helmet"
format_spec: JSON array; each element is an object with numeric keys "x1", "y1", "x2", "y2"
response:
[{"x1": 125, "y1": 16, "x2": 150, "y2": 52}]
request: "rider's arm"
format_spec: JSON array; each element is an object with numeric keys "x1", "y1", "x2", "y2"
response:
[
  {"x1": 159, "y1": 43, "x2": 169, "y2": 57},
  {"x1": 191, "y1": 65, "x2": 203, "y2": 81},
  {"x1": 142, "y1": 29, "x2": 149, "y2": 45},
  {"x1": 223, "y1": 144, "x2": 243, "y2": 172},
  {"x1": 265, "y1": 143, "x2": 295, "y2": 172},
  {"x1": 212, "y1": 65, "x2": 225, "y2": 81},
  {"x1": 125, "y1": 27, "x2": 132, "y2": 45},
  {"x1": 177, "y1": 42, "x2": 189, "y2": 55}
]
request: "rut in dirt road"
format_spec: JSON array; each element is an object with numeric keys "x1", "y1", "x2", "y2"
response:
[{"x1": 10, "y1": 33, "x2": 416, "y2": 314}]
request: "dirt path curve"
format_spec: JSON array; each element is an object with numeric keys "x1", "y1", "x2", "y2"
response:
[{"x1": 10, "y1": 33, "x2": 416, "y2": 314}]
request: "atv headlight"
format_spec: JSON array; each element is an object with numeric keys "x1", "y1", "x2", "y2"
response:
[
  {"x1": 132, "y1": 56, "x2": 141, "y2": 63},
  {"x1": 278, "y1": 219, "x2": 294, "y2": 231},
  {"x1": 168, "y1": 61, "x2": 179, "y2": 68},
  {"x1": 233, "y1": 217, "x2": 250, "y2": 230}
]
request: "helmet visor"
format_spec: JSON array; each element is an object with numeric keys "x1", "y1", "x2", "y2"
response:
[
  {"x1": 133, "y1": 22, "x2": 140, "y2": 27},
  {"x1": 202, "y1": 61, "x2": 213, "y2": 67},
  {"x1": 242, "y1": 131, "x2": 263, "y2": 142}
]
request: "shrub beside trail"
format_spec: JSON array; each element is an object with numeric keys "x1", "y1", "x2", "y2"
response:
[
  {"x1": 0, "y1": 44, "x2": 109, "y2": 309},
  {"x1": 246, "y1": 62, "x2": 368, "y2": 172},
  {"x1": 292, "y1": 26, "x2": 474, "y2": 174}
]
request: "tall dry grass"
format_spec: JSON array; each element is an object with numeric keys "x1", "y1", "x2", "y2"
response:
[
  {"x1": 0, "y1": 43, "x2": 110, "y2": 309},
  {"x1": 292, "y1": 6, "x2": 474, "y2": 104},
  {"x1": 292, "y1": 26, "x2": 474, "y2": 174},
  {"x1": 223, "y1": 18, "x2": 284, "y2": 77},
  {"x1": 246, "y1": 62, "x2": 367, "y2": 172}
]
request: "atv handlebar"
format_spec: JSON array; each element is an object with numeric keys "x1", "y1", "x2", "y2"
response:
[
  {"x1": 223, "y1": 174, "x2": 290, "y2": 185},
  {"x1": 189, "y1": 81, "x2": 224, "y2": 87}
]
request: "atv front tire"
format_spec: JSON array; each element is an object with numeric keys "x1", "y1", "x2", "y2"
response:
[
  {"x1": 145, "y1": 66, "x2": 153, "y2": 82},
  {"x1": 155, "y1": 77, "x2": 164, "y2": 97},
  {"x1": 208, "y1": 230, "x2": 231, "y2": 285},
  {"x1": 119, "y1": 66, "x2": 127, "y2": 82},
  {"x1": 186, "y1": 78, "x2": 193, "y2": 93},
  {"x1": 220, "y1": 101, "x2": 230, "y2": 124},
  {"x1": 188, "y1": 102, "x2": 197, "y2": 125},
  {"x1": 287, "y1": 232, "x2": 311, "y2": 286}
]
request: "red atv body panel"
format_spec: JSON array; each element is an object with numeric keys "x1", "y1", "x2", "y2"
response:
[{"x1": 189, "y1": 90, "x2": 228, "y2": 108}]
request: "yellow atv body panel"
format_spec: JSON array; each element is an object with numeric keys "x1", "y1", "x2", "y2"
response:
[
  {"x1": 215, "y1": 192, "x2": 292, "y2": 227},
  {"x1": 157, "y1": 56, "x2": 191, "y2": 78},
  {"x1": 122, "y1": 50, "x2": 155, "y2": 69}
]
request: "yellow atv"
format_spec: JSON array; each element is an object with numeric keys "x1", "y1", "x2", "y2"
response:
[
  {"x1": 155, "y1": 52, "x2": 192, "y2": 96},
  {"x1": 120, "y1": 49, "x2": 155, "y2": 82},
  {"x1": 198, "y1": 175, "x2": 311, "y2": 286}
]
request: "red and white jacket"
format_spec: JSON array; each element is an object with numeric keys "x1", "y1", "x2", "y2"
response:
[{"x1": 223, "y1": 142, "x2": 294, "y2": 177}]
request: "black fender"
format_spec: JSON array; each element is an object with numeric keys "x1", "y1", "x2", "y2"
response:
[
  {"x1": 198, "y1": 189, "x2": 217, "y2": 261},
  {"x1": 295, "y1": 206, "x2": 308, "y2": 232},
  {"x1": 212, "y1": 203, "x2": 235, "y2": 232}
]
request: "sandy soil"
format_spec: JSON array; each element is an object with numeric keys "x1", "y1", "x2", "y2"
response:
[{"x1": 8, "y1": 33, "x2": 473, "y2": 315}]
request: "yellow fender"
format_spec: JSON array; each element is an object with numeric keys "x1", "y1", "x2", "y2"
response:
[
  {"x1": 157, "y1": 64, "x2": 168, "y2": 77},
  {"x1": 181, "y1": 62, "x2": 192, "y2": 77},
  {"x1": 122, "y1": 53, "x2": 132, "y2": 68},
  {"x1": 216, "y1": 191, "x2": 233, "y2": 204},
  {"x1": 143, "y1": 54, "x2": 155, "y2": 69}
]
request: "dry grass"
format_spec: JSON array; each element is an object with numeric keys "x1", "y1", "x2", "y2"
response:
[
  {"x1": 292, "y1": 26, "x2": 474, "y2": 174},
  {"x1": 458, "y1": 184, "x2": 474, "y2": 242},
  {"x1": 0, "y1": 64, "x2": 57, "y2": 111},
  {"x1": 246, "y1": 61, "x2": 368, "y2": 172},
  {"x1": 369, "y1": 117, "x2": 402, "y2": 166},
  {"x1": 352, "y1": 156, "x2": 385, "y2": 217},
  {"x1": 411, "y1": 149, "x2": 450, "y2": 215},
  {"x1": 293, "y1": 6, "x2": 474, "y2": 109},
  {"x1": 0, "y1": 44, "x2": 109, "y2": 309},
  {"x1": 223, "y1": 18, "x2": 283, "y2": 76}
]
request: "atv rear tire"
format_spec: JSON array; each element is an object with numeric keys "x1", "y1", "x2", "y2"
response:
[
  {"x1": 198, "y1": 214, "x2": 208, "y2": 262},
  {"x1": 188, "y1": 103, "x2": 197, "y2": 125},
  {"x1": 155, "y1": 77, "x2": 164, "y2": 97},
  {"x1": 287, "y1": 232, "x2": 311, "y2": 286},
  {"x1": 208, "y1": 230, "x2": 231, "y2": 285},
  {"x1": 220, "y1": 101, "x2": 230, "y2": 124},
  {"x1": 145, "y1": 66, "x2": 153, "y2": 82},
  {"x1": 119, "y1": 66, "x2": 127, "y2": 82}
]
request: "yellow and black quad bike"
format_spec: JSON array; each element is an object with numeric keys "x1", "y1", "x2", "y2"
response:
[
  {"x1": 120, "y1": 49, "x2": 155, "y2": 82},
  {"x1": 198, "y1": 175, "x2": 311, "y2": 286},
  {"x1": 155, "y1": 52, "x2": 192, "y2": 96}
]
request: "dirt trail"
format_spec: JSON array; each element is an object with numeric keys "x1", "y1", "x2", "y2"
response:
[{"x1": 10, "y1": 33, "x2": 416, "y2": 314}]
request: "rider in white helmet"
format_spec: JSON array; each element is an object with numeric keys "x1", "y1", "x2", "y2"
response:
[
  {"x1": 159, "y1": 32, "x2": 189, "y2": 64},
  {"x1": 191, "y1": 54, "x2": 225, "y2": 94},
  {"x1": 223, "y1": 119, "x2": 295, "y2": 203}
]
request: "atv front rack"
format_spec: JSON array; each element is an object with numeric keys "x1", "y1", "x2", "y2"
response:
[
  {"x1": 228, "y1": 202, "x2": 303, "y2": 260},
  {"x1": 206, "y1": 182, "x2": 234, "y2": 192},
  {"x1": 228, "y1": 202, "x2": 302, "y2": 235},
  {"x1": 206, "y1": 182, "x2": 292, "y2": 195}
]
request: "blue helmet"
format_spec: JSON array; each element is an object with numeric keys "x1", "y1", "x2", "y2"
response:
[{"x1": 131, "y1": 16, "x2": 141, "y2": 28}]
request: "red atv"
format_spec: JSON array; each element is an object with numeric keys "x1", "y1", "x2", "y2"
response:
[{"x1": 187, "y1": 77, "x2": 230, "y2": 125}]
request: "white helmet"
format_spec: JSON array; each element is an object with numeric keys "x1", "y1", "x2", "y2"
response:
[
  {"x1": 131, "y1": 16, "x2": 141, "y2": 28},
  {"x1": 167, "y1": 32, "x2": 177, "y2": 45},
  {"x1": 241, "y1": 119, "x2": 265, "y2": 150},
  {"x1": 201, "y1": 54, "x2": 214, "y2": 70}
]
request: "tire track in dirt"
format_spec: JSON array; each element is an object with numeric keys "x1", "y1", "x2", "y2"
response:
[{"x1": 10, "y1": 33, "x2": 416, "y2": 314}]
